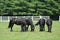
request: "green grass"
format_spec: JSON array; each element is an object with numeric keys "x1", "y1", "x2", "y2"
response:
[{"x1": 0, "y1": 21, "x2": 60, "y2": 40}]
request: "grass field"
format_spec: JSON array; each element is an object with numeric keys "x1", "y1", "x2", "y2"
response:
[{"x1": 0, "y1": 21, "x2": 60, "y2": 40}]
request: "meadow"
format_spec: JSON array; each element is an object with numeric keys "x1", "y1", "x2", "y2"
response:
[{"x1": 0, "y1": 21, "x2": 60, "y2": 40}]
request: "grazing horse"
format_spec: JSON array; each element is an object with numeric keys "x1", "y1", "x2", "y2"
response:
[
  {"x1": 8, "y1": 18, "x2": 26, "y2": 32},
  {"x1": 35, "y1": 18, "x2": 45, "y2": 31},
  {"x1": 25, "y1": 18, "x2": 35, "y2": 31},
  {"x1": 46, "y1": 19, "x2": 52, "y2": 32}
]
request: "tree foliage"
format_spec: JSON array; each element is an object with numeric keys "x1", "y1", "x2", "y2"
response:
[{"x1": 0, "y1": 0, "x2": 60, "y2": 18}]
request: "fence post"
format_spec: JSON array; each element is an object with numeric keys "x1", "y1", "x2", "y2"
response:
[
  {"x1": 16, "y1": 16, "x2": 17, "y2": 18},
  {"x1": 8, "y1": 16, "x2": 9, "y2": 22},
  {"x1": 59, "y1": 16, "x2": 60, "y2": 21},
  {"x1": 23, "y1": 16, "x2": 25, "y2": 18},
  {"x1": 32, "y1": 16, "x2": 33, "y2": 21},
  {"x1": 0, "y1": 16, "x2": 2, "y2": 22},
  {"x1": 40, "y1": 16, "x2": 42, "y2": 19},
  {"x1": 1, "y1": 16, "x2": 2, "y2": 22}
]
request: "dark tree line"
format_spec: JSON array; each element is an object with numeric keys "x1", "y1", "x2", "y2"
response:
[{"x1": 0, "y1": 0, "x2": 60, "y2": 20}]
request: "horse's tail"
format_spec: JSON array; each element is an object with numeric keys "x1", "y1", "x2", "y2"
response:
[
  {"x1": 35, "y1": 21, "x2": 39, "y2": 26},
  {"x1": 8, "y1": 20, "x2": 12, "y2": 28}
]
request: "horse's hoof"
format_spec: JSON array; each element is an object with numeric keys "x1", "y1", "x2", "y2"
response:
[
  {"x1": 20, "y1": 31, "x2": 23, "y2": 32},
  {"x1": 40, "y1": 30, "x2": 44, "y2": 31},
  {"x1": 25, "y1": 29, "x2": 27, "y2": 31},
  {"x1": 43, "y1": 30, "x2": 45, "y2": 31},
  {"x1": 31, "y1": 30, "x2": 34, "y2": 32},
  {"x1": 8, "y1": 27, "x2": 10, "y2": 29},
  {"x1": 20, "y1": 30, "x2": 26, "y2": 32},
  {"x1": 47, "y1": 31, "x2": 52, "y2": 33},
  {"x1": 10, "y1": 30, "x2": 13, "y2": 32}
]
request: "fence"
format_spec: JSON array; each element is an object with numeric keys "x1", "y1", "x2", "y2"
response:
[
  {"x1": 59, "y1": 16, "x2": 60, "y2": 21},
  {"x1": 0, "y1": 16, "x2": 50, "y2": 22}
]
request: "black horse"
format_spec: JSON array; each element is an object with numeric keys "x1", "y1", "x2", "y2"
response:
[
  {"x1": 8, "y1": 18, "x2": 26, "y2": 32},
  {"x1": 35, "y1": 18, "x2": 45, "y2": 31},
  {"x1": 25, "y1": 18, "x2": 35, "y2": 31},
  {"x1": 46, "y1": 19, "x2": 52, "y2": 32}
]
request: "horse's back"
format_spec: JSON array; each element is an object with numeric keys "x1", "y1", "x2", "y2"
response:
[{"x1": 10, "y1": 18, "x2": 26, "y2": 25}]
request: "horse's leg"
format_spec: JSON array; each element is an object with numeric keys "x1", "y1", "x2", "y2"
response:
[
  {"x1": 43, "y1": 27, "x2": 45, "y2": 31},
  {"x1": 8, "y1": 20, "x2": 12, "y2": 28},
  {"x1": 43, "y1": 24, "x2": 45, "y2": 31},
  {"x1": 21, "y1": 25, "x2": 23, "y2": 32},
  {"x1": 23, "y1": 25, "x2": 26, "y2": 32},
  {"x1": 10, "y1": 24, "x2": 14, "y2": 32},
  {"x1": 26, "y1": 25, "x2": 29, "y2": 31},
  {"x1": 40, "y1": 25, "x2": 44, "y2": 31},
  {"x1": 24, "y1": 25, "x2": 26, "y2": 32},
  {"x1": 39, "y1": 25, "x2": 41, "y2": 31},
  {"x1": 48, "y1": 26, "x2": 52, "y2": 32},
  {"x1": 21, "y1": 25, "x2": 26, "y2": 32}
]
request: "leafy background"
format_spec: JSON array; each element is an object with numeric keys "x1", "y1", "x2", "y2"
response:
[{"x1": 0, "y1": 0, "x2": 60, "y2": 20}]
